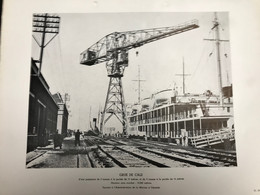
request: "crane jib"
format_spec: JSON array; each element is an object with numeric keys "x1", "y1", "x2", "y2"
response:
[
  {"x1": 80, "y1": 20, "x2": 199, "y2": 66},
  {"x1": 79, "y1": 19, "x2": 199, "y2": 135}
]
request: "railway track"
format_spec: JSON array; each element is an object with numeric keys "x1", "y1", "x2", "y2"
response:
[
  {"x1": 26, "y1": 150, "x2": 48, "y2": 165},
  {"x1": 110, "y1": 138, "x2": 237, "y2": 166},
  {"x1": 26, "y1": 136, "x2": 237, "y2": 168},
  {"x1": 90, "y1": 137, "x2": 211, "y2": 167},
  {"x1": 98, "y1": 145, "x2": 202, "y2": 167}
]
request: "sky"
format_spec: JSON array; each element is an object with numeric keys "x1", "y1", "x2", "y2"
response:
[{"x1": 31, "y1": 12, "x2": 231, "y2": 132}]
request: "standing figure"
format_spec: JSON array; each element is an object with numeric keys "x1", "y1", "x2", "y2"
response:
[
  {"x1": 75, "y1": 129, "x2": 81, "y2": 146},
  {"x1": 53, "y1": 130, "x2": 63, "y2": 149}
]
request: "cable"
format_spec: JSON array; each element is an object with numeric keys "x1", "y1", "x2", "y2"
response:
[
  {"x1": 186, "y1": 28, "x2": 217, "y2": 93},
  {"x1": 186, "y1": 30, "x2": 212, "y2": 90},
  {"x1": 56, "y1": 35, "x2": 67, "y2": 96}
]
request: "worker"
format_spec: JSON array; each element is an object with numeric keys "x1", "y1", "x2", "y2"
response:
[
  {"x1": 75, "y1": 129, "x2": 81, "y2": 146},
  {"x1": 53, "y1": 130, "x2": 63, "y2": 149}
]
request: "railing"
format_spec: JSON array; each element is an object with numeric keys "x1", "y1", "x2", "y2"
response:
[
  {"x1": 128, "y1": 113, "x2": 199, "y2": 126},
  {"x1": 190, "y1": 129, "x2": 235, "y2": 148}
]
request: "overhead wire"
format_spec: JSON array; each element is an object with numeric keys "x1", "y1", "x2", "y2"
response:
[
  {"x1": 218, "y1": 22, "x2": 231, "y2": 86},
  {"x1": 49, "y1": 37, "x2": 65, "y2": 95},
  {"x1": 56, "y1": 33, "x2": 80, "y2": 127},
  {"x1": 56, "y1": 35, "x2": 67, "y2": 97},
  {"x1": 186, "y1": 29, "x2": 214, "y2": 91}
]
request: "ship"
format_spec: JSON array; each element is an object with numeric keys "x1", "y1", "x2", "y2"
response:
[{"x1": 126, "y1": 13, "x2": 235, "y2": 149}]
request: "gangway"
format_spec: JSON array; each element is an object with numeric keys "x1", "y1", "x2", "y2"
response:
[{"x1": 190, "y1": 128, "x2": 235, "y2": 148}]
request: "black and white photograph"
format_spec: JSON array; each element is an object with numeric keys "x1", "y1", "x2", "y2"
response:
[
  {"x1": 1, "y1": 0, "x2": 260, "y2": 194},
  {"x1": 26, "y1": 12, "x2": 236, "y2": 168}
]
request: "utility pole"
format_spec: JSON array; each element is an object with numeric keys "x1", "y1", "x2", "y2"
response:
[
  {"x1": 204, "y1": 12, "x2": 229, "y2": 106},
  {"x1": 176, "y1": 57, "x2": 190, "y2": 95},
  {"x1": 32, "y1": 14, "x2": 60, "y2": 76}
]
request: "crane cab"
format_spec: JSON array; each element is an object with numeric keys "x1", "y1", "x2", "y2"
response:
[{"x1": 80, "y1": 50, "x2": 97, "y2": 66}]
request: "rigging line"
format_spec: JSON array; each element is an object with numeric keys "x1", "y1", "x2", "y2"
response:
[
  {"x1": 78, "y1": 106, "x2": 81, "y2": 130},
  {"x1": 186, "y1": 41, "x2": 208, "y2": 89},
  {"x1": 223, "y1": 40, "x2": 226, "y2": 54},
  {"x1": 168, "y1": 79, "x2": 176, "y2": 90},
  {"x1": 219, "y1": 23, "x2": 227, "y2": 37},
  {"x1": 49, "y1": 39, "x2": 64, "y2": 95},
  {"x1": 222, "y1": 43, "x2": 230, "y2": 85},
  {"x1": 42, "y1": 47, "x2": 60, "y2": 93},
  {"x1": 46, "y1": 36, "x2": 65, "y2": 96},
  {"x1": 52, "y1": 38, "x2": 66, "y2": 96},
  {"x1": 44, "y1": 34, "x2": 58, "y2": 48},
  {"x1": 186, "y1": 29, "x2": 214, "y2": 89},
  {"x1": 43, "y1": 46, "x2": 50, "y2": 72},
  {"x1": 56, "y1": 36, "x2": 67, "y2": 95},
  {"x1": 187, "y1": 43, "x2": 216, "y2": 92},
  {"x1": 32, "y1": 34, "x2": 41, "y2": 47}
]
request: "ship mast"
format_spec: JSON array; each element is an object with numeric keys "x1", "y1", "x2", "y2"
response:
[
  {"x1": 132, "y1": 52, "x2": 145, "y2": 103},
  {"x1": 204, "y1": 12, "x2": 229, "y2": 106},
  {"x1": 89, "y1": 106, "x2": 93, "y2": 130},
  {"x1": 176, "y1": 57, "x2": 190, "y2": 95},
  {"x1": 214, "y1": 13, "x2": 223, "y2": 106}
]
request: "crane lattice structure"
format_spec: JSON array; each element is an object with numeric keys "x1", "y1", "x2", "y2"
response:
[{"x1": 80, "y1": 19, "x2": 199, "y2": 136}]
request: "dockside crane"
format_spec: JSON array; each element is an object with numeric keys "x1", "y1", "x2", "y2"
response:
[{"x1": 80, "y1": 19, "x2": 199, "y2": 136}]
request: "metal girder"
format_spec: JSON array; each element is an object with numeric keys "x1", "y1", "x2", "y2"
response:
[
  {"x1": 80, "y1": 19, "x2": 199, "y2": 66},
  {"x1": 81, "y1": 18, "x2": 199, "y2": 136},
  {"x1": 100, "y1": 77, "x2": 127, "y2": 135}
]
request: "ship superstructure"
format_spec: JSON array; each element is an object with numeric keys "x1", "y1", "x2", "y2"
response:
[
  {"x1": 127, "y1": 13, "x2": 235, "y2": 148},
  {"x1": 127, "y1": 89, "x2": 234, "y2": 147}
]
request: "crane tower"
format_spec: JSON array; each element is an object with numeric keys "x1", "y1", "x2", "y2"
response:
[{"x1": 80, "y1": 19, "x2": 199, "y2": 136}]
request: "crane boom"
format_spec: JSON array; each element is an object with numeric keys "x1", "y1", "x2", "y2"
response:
[
  {"x1": 80, "y1": 19, "x2": 199, "y2": 136},
  {"x1": 80, "y1": 19, "x2": 199, "y2": 66}
]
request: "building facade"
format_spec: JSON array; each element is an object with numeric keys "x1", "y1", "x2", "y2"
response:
[
  {"x1": 52, "y1": 93, "x2": 69, "y2": 137},
  {"x1": 27, "y1": 59, "x2": 59, "y2": 152}
]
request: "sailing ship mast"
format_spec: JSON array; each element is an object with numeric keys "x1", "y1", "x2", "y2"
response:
[
  {"x1": 205, "y1": 12, "x2": 229, "y2": 106},
  {"x1": 132, "y1": 52, "x2": 145, "y2": 103},
  {"x1": 214, "y1": 12, "x2": 223, "y2": 106},
  {"x1": 89, "y1": 106, "x2": 93, "y2": 130},
  {"x1": 176, "y1": 57, "x2": 190, "y2": 95}
]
